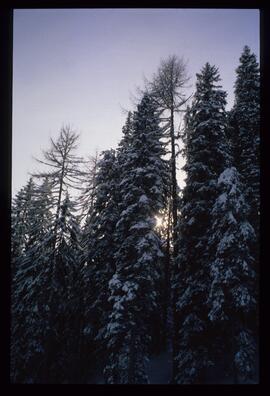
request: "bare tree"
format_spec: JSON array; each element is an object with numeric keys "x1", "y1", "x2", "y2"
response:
[
  {"x1": 145, "y1": 55, "x2": 191, "y2": 380},
  {"x1": 32, "y1": 125, "x2": 85, "y2": 249}
]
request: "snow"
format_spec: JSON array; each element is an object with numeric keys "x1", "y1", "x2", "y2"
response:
[
  {"x1": 147, "y1": 348, "x2": 172, "y2": 384},
  {"x1": 218, "y1": 167, "x2": 237, "y2": 186},
  {"x1": 139, "y1": 194, "x2": 149, "y2": 204},
  {"x1": 130, "y1": 221, "x2": 149, "y2": 231},
  {"x1": 86, "y1": 347, "x2": 173, "y2": 384}
]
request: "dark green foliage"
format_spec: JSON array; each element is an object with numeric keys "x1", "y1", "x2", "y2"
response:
[
  {"x1": 174, "y1": 63, "x2": 229, "y2": 383},
  {"x1": 104, "y1": 94, "x2": 169, "y2": 384}
]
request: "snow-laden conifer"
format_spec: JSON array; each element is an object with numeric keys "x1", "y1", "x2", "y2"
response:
[
  {"x1": 174, "y1": 63, "x2": 229, "y2": 383},
  {"x1": 207, "y1": 167, "x2": 257, "y2": 382},
  {"x1": 104, "y1": 94, "x2": 169, "y2": 384},
  {"x1": 82, "y1": 149, "x2": 120, "y2": 363}
]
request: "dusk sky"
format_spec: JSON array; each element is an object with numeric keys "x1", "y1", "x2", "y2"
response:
[{"x1": 12, "y1": 8, "x2": 260, "y2": 196}]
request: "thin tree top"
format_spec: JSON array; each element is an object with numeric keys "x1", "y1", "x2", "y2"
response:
[{"x1": 146, "y1": 54, "x2": 190, "y2": 111}]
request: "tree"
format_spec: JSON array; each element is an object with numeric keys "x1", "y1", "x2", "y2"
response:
[
  {"x1": 32, "y1": 125, "x2": 84, "y2": 249},
  {"x1": 228, "y1": 46, "x2": 260, "y2": 326},
  {"x1": 146, "y1": 55, "x2": 189, "y2": 257},
  {"x1": 229, "y1": 46, "x2": 260, "y2": 234},
  {"x1": 145, "y1": 55, "x2": 190, "y2": 373},
  {"x1": 104, "y1": 94, "x2": 169, "y2": 383},
  {"x1": 82, "y1": 149, "x2": 121, "y2": 367},
  {"x1": 78, "y1": 151, "x2": 99, "y2": 227},
  {"x1": 207, "y1": 167, "x2": 257, "y2": 383},
  {"x1": 46, "y1": 193, "x2": 84, "y2": 383},
  {"x1": 174, "y1": 63, "x2": 229, "y2": 383},
  {"x1": 11, "y1": 177, "x2": 36, "y2": 264},
  {"x1": 11, "y1": 127, "x2": 86, "y2": 383},
  {"x1": 11, "y1": 178, "x2": 55, "y2": 383}
]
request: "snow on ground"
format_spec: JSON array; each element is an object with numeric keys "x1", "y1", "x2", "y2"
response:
[
  {"x1": 86, "y1": 347, "x2": 173, "y2": 384},
  {"x1": 147, "y1": 348, "x2": 172, "y2": 384},
  {"x1": 86, "y1": 344, "x2": 258, "y2": 384}
]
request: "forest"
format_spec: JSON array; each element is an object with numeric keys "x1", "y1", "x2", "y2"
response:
[{"x1": 11, "y1": 45, "x2": 259, "y2": 384}]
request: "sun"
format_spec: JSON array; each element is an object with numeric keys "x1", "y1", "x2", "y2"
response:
[{"x1": 155, "y1": 216, "x2": 163, "y2": 228}]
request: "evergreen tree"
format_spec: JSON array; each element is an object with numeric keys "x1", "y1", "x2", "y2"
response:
[
  {"x1": 229, "y1": 46, "x2": 260, "y2": 237},
  {"x1": 104, "y1": 94, "x2": 169, "y2": 384},
  {"x1": 11, "y1": 129, "x2": 85, "y2": 383},
  {"x1": 47, "y1": 193, "x2": 84, "y2": 383},
  {"x1": 207, "y1": 167, "x2": 257, "y2": 382},
  {"x1": 11, "y1": 178, "x2": 36, "y2": 264},
  {"x1": 83, "y1": 149, "x2": 120, "y2": 365},
  {"x1": 174, "y1": 63, "x2": 229, "y2": 383},
  {"x1": 228, "y1": 46, "x2": 260, "y2": 326},
  {"x1": 11, "y1": 179, "x2": 54, "y2": 383}
]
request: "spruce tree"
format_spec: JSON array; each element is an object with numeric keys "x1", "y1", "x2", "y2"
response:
[
  {"x1": 229, "y1": 46, "x2": 260, "y2": 237},
  {"x1": 83, "y1": 149, "x2": 120, "y2": 365},
  {"x1": 11, "y1": 179, "x2": 54, "y2": 383},
  {"x1": 11, "y1": 177, "x2": 36, "y2": 264},
  {"x1": 228, "y1": 46, "x2": 260, "y2": 331},
  {"x1": 104, "y1": 94, "x2": 169, "y2": 384},
  {"x1": 207, "y1": 167, "x2": 257, "y2": 382},
  {"x1": 174, "y1": 63, "x2": 229, "y2": 383}
]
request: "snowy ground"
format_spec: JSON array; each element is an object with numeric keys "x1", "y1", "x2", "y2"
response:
[
  {"x1": 86, "y1": 345, "x2": 258, "y2": 384},
  {"x1": 147, "y1": 348, "x2": 172, "y2": 384},
  {"x1": 87, "y1": 347, "x2": 173, "y2": 384}
]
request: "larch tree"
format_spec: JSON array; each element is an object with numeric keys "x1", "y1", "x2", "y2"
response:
[
  {"x1": 104, "y1": 94, "x2": 169, "y2": 384},
  {"x1": 145, "y1": 55, "x2": 190, "y2": 371},
  {"x1": 174, "y1": 63, "x2": 229, "y2": 384},
  {"x1": 32, "y1": 125, "x2": 84, "y2": 249}
]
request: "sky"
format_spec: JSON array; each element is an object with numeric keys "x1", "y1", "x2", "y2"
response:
[{"x1": 12, "y1": 8, "x2": 260, "y2": 196}]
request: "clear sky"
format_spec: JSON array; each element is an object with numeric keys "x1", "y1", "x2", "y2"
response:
[{"x1": 12, "y1": 8, "x2": 260, "y2": 196}]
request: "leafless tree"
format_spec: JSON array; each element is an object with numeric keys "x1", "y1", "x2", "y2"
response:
[
  {"x1": 32, "y1": 125, "x2": 85, "y2": 249},
  {"x1": 145, "y1": 55, "x2": 191, "y2": 380}
]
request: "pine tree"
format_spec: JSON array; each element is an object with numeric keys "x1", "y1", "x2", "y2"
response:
[
  {"x1": 174, "y1": 63, "x2": 229, "y2": 383},
  {"x1": 104, "y1": 94, "x2": 169, "y2": 384},
  {"x1": 207, "y1": 167, "x2": 257, "y2": 382}
]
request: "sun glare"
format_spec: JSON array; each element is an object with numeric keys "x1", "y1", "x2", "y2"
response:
[{"x1": 155, "y1": 216, "x2": 163, "y2": 228}]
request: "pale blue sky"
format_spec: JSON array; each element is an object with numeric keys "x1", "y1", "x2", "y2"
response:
[{"x1": 12, "y1": 8, "x2": 260, "y2": 195}]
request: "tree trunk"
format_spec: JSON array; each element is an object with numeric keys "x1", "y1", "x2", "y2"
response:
[
  {"x1": 163, "y1": 200, "x2": 171, "y2": 345},
  {"x1": 169, "y1": 107, "x2": 179, "y2": 382}
]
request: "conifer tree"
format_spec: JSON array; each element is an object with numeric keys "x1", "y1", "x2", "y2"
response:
[
  {"x1": 11, "y1": 177, "x2": 36, "y2": 264},
  {"x1": 83, "y1": 149, "x2": 120, "y2": 363},
  {"x1": 104, "y1": 94, "x2": 169, "y2": 384},
  {"x1": 228, "y1": 46, "x2": 260, "y2": 323},
  {"x1": 174, "y1": 63, "x2": 229, "y2": 383},
  {"x1": 229, "y1": 46, "x2": 260, "y2": 236},
  {"x1": 207, "y1": 167, "x2": 257, "y2": 383},
  {"x1": 11, "y1": 128, "x2": 85, "y2": 383},
  {"x1": 11, "y1": 178, "x2": 54, "y2": 383}
]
